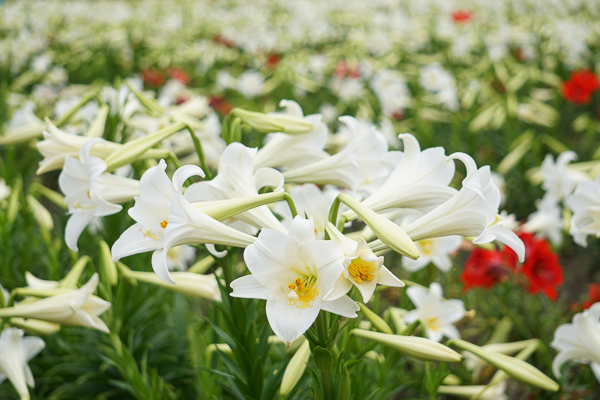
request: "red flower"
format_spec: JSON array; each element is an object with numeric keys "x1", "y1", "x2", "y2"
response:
[
  {"x1": 208, "y1": 96, "x2": 233, "y2": 115},
  {"x1": 562, "y1": 70, "x2": 600, "y2": 105},
  {"x1": 451, "y1": 10, "x2": 473, "y2": 23},
  {"x1": 213, "y1": 34, "x2": 235, "y2": 48},
  {"x1": 583, "y1": 283, "x2": 600, "y2": 309},
  {"x1": 460, "y1": 248, "x2": 513, "y2": 291},
  {"x1": 512, "y1": 232, "x2": 564, "y2": 301},
  {"x1": 334, "y1": 61, "x2": 348, "y2": 78},
  {"x1": 141, "y1": 68, "x2": 165, "y2": 88},
  {"x1": 266, "y1": 53, "x2": 281, "y2": 69},
  {"x1": 169, "y1": 67, "x2": 191, "y2": 85}
]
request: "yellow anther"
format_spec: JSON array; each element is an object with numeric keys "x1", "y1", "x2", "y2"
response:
[
  {"x1": 160, "y1": 220, "x2": 168, "y2": 229},
  {"x1": 288, "y1": 284, "x2": 296, "y2": 290},
  {"x1": 426, "y1": 317, "x2": 439, "y2": 330},
  {"x1": 419, "y1": 239, "x2": 434, "y2": 257},
  {"x1": 347, "y1": 258, "x2": 373, "y2": 284},
  {"x1": 287, "y1": 276, "x2": 318, "y2": 308}
]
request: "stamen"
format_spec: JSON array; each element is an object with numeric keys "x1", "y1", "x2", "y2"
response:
[
  {"x1": 160, "y1": 220, "x2": 168, "y2": 229},
  {"x1": 287, "y1": 276, "x2": 318, "y2": 307},
  {"x1": 348, "y1": 258, "x2": 373, "y2": 283}
]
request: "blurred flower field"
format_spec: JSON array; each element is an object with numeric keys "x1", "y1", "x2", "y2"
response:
[{"x1": 1, "y1": 0, "x2": 600, "y2": 399}]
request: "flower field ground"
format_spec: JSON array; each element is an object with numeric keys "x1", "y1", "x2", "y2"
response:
[{"x1": 1, "y1": 0, "x2": 600, "y2": 399}]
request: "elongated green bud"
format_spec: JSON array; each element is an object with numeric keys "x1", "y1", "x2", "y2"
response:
[
  {"x1": 359, "y1": 303, "x2": 393, "y2": 334},
  {"x1": 231, "y1": 108, "x2": 313, "y2": 134},
  {"x1": 447, "y1": 338, "x2": 558, "y2": 391},
  {"x1": 280, "y1": 339, "x2": 311, "y2": 395},
  {"x1": 26, "y1": 195, "x2": 53, "y2": 230},
  {"x1": 351, "y1": 329, "x2": 462, "y2": 362},
  {"x1": 99, "y1": 241, "x2": 118, "y2": 285}
]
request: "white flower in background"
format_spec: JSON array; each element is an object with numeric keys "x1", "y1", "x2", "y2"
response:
[
  {"x1": 185, "y1": 142, "x2": 287, "y2": 233},
  {"x1": 59, "y1": 138, "x2": 139, "y2": 252},
  {"x1": 165, "y1": 245, "x2": 196, "y2": 271},
  {"x1": 370, "y1": 69, "x2": 411, "y2": 118},
  {"x1": 551, "y1": 302, "x2": 600, "y2": 382},
  {"x1": 522, "y1": 193, "x2": 563, "y2": 245},
  {"x1": 403, "y1": 154, "x2": 525, "y2": 262},
  {"x1": 346, "y1": 133, "x2": 456, "y2": 220},
  {"x1": 230, "y1": 217, "x2": 359, "y2": 345},
  {"x1": 54, "y1": 96, "x2": 99, "y2": 126},
  {"x1": 541, "y1": 151, "x2": 587, "y2": 201},
  {"x1": 31, "y1": 84, "x2": 58, "y2": 106},
  {"x1": 0, "y1": 179, "x2": 10, "y2": 202},
  {"x1": 324, "y1": 223, "x2": 404, "y2": 303},
  {"x1": 330, "y1": 77, "x2": 364, "y2": 102},
  {"x1": 274, "y1": 184, "x2": 340, "y2": 239},
  {"x1": 216, "y1": 70, "x2": 236, "y2": 90},
  {"x1": 168, "y1": 111, "x2": 226, "y2": 168},
  {"x1": 319, "y1": 103, "x2": 339, "y2": 124},
  {"x1": 111, "y1": 160, "x2": 204, "y2": 283},
  {"x1": 101, "y1": 80, "x2": 142, "y2": 119},
  {"x1": 0, "y1": 101, "x2": 45, "y2": 145},
  {"x1": 402, "y1": 236, "x2": 462, "y2": 273},
  {"x1": 237, "y1": 70, "x2": 264, "y2": 98},
  {"x1": 419, "y1": 63, "x2": 459, "y2": 111},
  {"x1": 403, "y1": 283, "x2": 465, "y2": 342},
  {"x1": 253, "y1": 100, "x2": 329, "y2": 170},
  {"x1": 565, "y1": 173, "x2": 600, "y2": 247},
  {"x1": 31, "y1": 54, "x2": 52, "y2": 73},
  {"x1": 0, "y1": 328, "x2": 45, "y2": 400},
  {"x1": 0, "y1": 274, "x2": 110, "y2": 333},
  {"x1": 491, "y1": 172, "x2": 508, "y2": 207},
  {"x1": 46, "y1": 66, "x2": 68, "y2": 86},
  {"x1": 157, "y1": 79, "x2": 188, "y2": 107}
]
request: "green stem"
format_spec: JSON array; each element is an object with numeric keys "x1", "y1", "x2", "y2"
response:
[
  {"x1": 321, "y1": 367, "x2": 335, "y2": 400},
  {"x1": 184, "y1": 124, "x2": 212, "y2": 179},
  {"x1": 283, "y1": 193, "x2": 298, "y2": 218}
]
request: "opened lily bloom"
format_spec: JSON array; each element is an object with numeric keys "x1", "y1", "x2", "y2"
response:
[
  {"x1": 541, "y1": 151, "x2": 587, "y2": 201},
  {"x1": 112, "y1": 159, "x2": 206, "y2": 284},
  {"x1": 59, "y1": 138, "x2": 139, "y2": 252},
  {"x1": 324, "y1": 222, "x2": 404, "y2": 303},
  {"x1": 230, "y1": 217, "x2": 359, "y2": 345},
  {"x1": 551, "y1": 302, "x2": 600, "y2": 381},
  {"x1": 565, "y1": 173, "x2": 600, "y2": 247},
  {"x1": 0, "y1": 328, "x2": 45, "y2": 400},
  {"x1": 403, "y1": 282, "x2": 466, "y2": 342},
  {"x1": 402, "y1": 236, "x2": 462, "y2": 273}
]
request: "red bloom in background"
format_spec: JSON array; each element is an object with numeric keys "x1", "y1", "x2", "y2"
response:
[
  {"x1": 583, "y1": 283, "x2": 600, "y2": 309},
  {"x1": 169, "y1": 67, "x2": 191, "y2": 85},
  {"x1": 208, "y1": 96, "x2": 233, "y2": 115},
  {"x1": 451, "y1": 10, "x2": 473, "y2": 23},
  {"x1": 562, "y1": 70, "x2": 600, "y2": 105},
  {"x1": 141, "y1": 68, "x2": 165, "y2": 88},
  {"x1": 460, "y1": 248, "x2": 513, "y2": 291},
  {"x1": 266, "y1": 53, "x2": 281, "y2": 69},
  {"x1": 509, "y1": 232, "x2": 564, "y2": 301},
  {"x1": 334, "y1": 61, "x2": 348, "y2": 78}
]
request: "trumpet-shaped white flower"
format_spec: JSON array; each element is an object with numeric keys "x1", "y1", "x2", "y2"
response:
[
  {"x1": 184, "y1": 142, "x2": 287, "y2": 233},
  {"x1": 323, "y1": 223, "x2": 404, "y2": 303},
  {"x1": 0, "y1": 102, "x2": 45, "y2": 145},
  {"x1": 403, "y1": 155, "x2": 525, "y2": 262},
  {"x1": 59, "y1": 139, "x2": 139, "y2": 252},
  {"x1": 541, "y1": 151, "x2": 587, "y2": 201},
  {"x1": 565, "y1": 173, "x2": 600, "y2": 247},
  {"x1": 551, "y1": 302, "x2": 600, "y2": 381},
  {"x1": 274, "y1": 184, "x2": 341, "y2": 239},
  {"x1": 230, "y1": 217, "x2": 359, "y2": 345},
  {"x1": 0, "y1": 328, "x2": 45, "y2": 400},
  {"x1": 345, "y1": 133, "x2": 456, "y2": 220},
  {"x1": 282, "y1": 116, "x2": 363, "y2": 191},
  {"x1": 111, "y1": 160, "x2": 206, "y2": 284},
  {"x1": 0, "y1": 274, "x2": 110, "y2": 333},
  {"x1": 402, "y1": 236, "x2": 462, "y2": 273},
  {"x1": 253, "y1": 100, "x2": 329, "y2": 170},
  {"x1": 522, "y1": 193, "x2": 563, "y2": 245},
  {"x1": 403, "y1": 283, "x2": 465, "y2": 343}
]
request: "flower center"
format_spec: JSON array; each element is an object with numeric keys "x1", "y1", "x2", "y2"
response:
[
  {"x1": 348, "y1": 257, "x2": 373, "y2": 283},
  {"x1": 487, "y1": 214, "x2": 502, "y2": 228},
  {"x1": 287, "y1": 276, "x2": 318, "y2": 307},
  {"x1": 419, "y1": 239, "x2": 434, "y2": 257},
  {"x1": 426, "y1": 317, "x2": 439, "y2": 330},
  {"x1": 73, "y1": 201, "x2": 94, "y2": 210},
  {"x1": 161, "y1": 220, "x2": 168, "y2": 229}
]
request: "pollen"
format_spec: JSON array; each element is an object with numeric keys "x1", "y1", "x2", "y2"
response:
[
  {"x1": 426, "y1": 317, "x2": 439, "y2": 330},
  {"x1": 287, "y1": 276, "x2": 318, "y2": 307},
  {"x1": 160, "y1": 220, "x2": 168, "y2": 229},
  {"x1": 419, "y1": 239, "x2": 434, "y2": 257},
  {"x1": 86, "y1": 191, "x2": 90, "y2": 198},
  {"x1": 347, "y1": 258, "x2": 373, "y2": 283}
]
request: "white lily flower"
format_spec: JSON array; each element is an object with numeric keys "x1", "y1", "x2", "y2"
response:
[
  {"x1": 165, "y1": 245, "x2": 196, "y2": 271},
  {"x1": 230, "y1": 217, "x2": 359, "y2": 345},
  {"x1": 0, "y1": 102, "x2": 45, "y2": 145},
  {"x1": 184, "y1": 142, "x2": 287, "y2": 233},
  {"x1": 274, "y1": 184, "x2": 341, "y2": 239},
  {"x1": 253, "y1": 100, "x2": 329, "y2": 170},
  {"x1": 0, "y1": 328, "x2": 45, "y2": 400},
  {"x1": 541, "y1": 151, "x2": 587, "y2": 201},
  {"x1": 403, "y1": 283, "x2": 465, "y2": 342},
  {"x1": 59, "y1": 138, "x2": 139, "y2": 252},
  {"x1": 551, "y1": 302, "x2": 600, "y2": 381},
  {"x1": 323, "y1": 223, "x2": 404, "y2": 303},
  {"x1": 522, "y1": 193, "x2": 563, "y2": 245},
  {"x1": 402, "y1": 236, "x2": 462, "y2": 273},
  {"x1": 111, "y1": 159, "x2": 205, "y2": 284},
  {"x1": 282, "y1": 116, "x2": 363, "y2": 191},
  {"x1": 401, "y1": 154, "x2": 525, "y2": 262},
  {"x1": 343, "y1": 133, "x2": 456, "y2": 221},
  {"x1": 0, "y1": 274, "x2": 110, "y2": 333},
  {"x1": 0, "y1": 179, "x2": 10, "y2": 202},
  {"x1": 565, "y1": 173, "x2": 600, "y2": 247}
]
